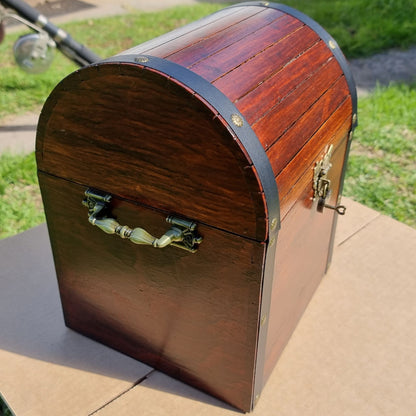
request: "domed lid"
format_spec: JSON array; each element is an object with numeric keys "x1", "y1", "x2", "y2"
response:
[{"x1": 36, "y1": 58, "x2": 279, "y2": 241}]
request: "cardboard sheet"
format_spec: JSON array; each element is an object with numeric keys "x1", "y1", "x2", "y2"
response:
[
  {"x1": 1, "y1": 198, "x2": 415, "y2": 415},
  {"x1": 0, "y1": 225, "x2": 152, "y2": 416}
]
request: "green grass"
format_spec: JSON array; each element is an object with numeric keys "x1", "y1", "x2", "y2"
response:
[
  {"x1": 0, "y1": 3, "x2": 225, "y2": 119},
  {"x1": 284, "y1": 0, "x2": 416, "y2": 57},
  {"x1": 1, "y1": 1, "x2": 416, "y2": 118},
  {"x1": 0, "y1": 152, "x2": 45, "y2": 239},
  {"x1": 344, "y1": 83, "x2": 416, "y2": 227},
  {"x1": 0, "y1": 394, "x2": 14, "y2": 416}
]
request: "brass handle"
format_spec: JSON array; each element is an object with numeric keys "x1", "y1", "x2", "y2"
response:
[{"x1": 83, "y1": 189, "x2": 202, "y2": 253}]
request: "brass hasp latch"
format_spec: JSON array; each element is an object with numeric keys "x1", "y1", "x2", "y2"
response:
[
  {"x1": 313, "y1": 145, "x2": 346, "y2": 215},
  {"x1": 83, "y1": 188, "x2": 203, "y2": 253}
]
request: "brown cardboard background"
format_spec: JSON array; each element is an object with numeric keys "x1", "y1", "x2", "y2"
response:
[{"x1": 0, "y1": 225, "x2": 152, "y2": 416}]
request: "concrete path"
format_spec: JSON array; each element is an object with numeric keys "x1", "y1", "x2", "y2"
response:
[
  {"x1": 350, "y1": 45, "x2": 416, "y2": 96},
  {"x1": 1, "y1": 0, "x2": 415, "y2": 154}
]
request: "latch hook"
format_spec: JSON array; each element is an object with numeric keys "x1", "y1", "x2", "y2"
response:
[{"x1": 313, "y1": 145, "x2": 346, "y2": 216}]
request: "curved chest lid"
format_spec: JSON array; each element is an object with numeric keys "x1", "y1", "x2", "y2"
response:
[{"x1": 36, "y1": 57, "x2": 279, "y2": 242}]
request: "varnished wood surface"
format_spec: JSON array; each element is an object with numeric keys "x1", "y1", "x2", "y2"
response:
[
  {"x1": 251, "y1": 59, "x2": 344, "y2": 149},
  {"x1": 168, "y1": 9, "x2": 286, "y2": 70},
  {"x1": 277, "y1": 117, "x2": 351, "y2": 221},
  {"x1": 37, "y1": 64, "x2": 267, "y2": 241},
  {"x1": 269, "y1": 90, "x2": 352, "y2": 177},
  {"x1": 263, "y1": 134, "x2": 349, "y2": 385},
  {"x1": 186, "y1": 14, "x2": 302, "y2": 82},
  {"x1": 39, "y1": 173, "x2": 266, "y2": 412},
  {"x1": 214, "y1": 26, "x2": 321, "y2": 103},
  {"x1": 37, "y1": 3, "x2": 356, "y2": 412},
  {"x1": 125, "y1": 7, "x2": 279, "y2": 62},
  {"x1": 118, "y1": 3, "x2": 354, "y2": 207},
  {"x1": 124, "y1": 6, "x2": 265, "y2": 59}
]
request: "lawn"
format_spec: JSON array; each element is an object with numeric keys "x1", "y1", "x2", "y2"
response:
[
  {"x1": 0, "y1": 3, "x2": 225, "y2": 119},
  {"x1": 0, "y1": 152, "x2": 44, "y2": 238},
  {"x1": 345, "y1": 83, "x2": 416, "y2": 227},
  {"x1": 1, "y1": 0, "x2": 416, "y2": 119},
  {"x1": 0, "y1": 0, "x2": 415, "y2": 239}
]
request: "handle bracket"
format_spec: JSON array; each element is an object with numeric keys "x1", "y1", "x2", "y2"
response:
[{"x1": 82, "y1": 188, "x2": 202, "y2": 253}]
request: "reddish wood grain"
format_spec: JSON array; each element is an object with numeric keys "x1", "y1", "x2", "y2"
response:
[
  {"x1": 166, "y1": 8, "x2": 284, "y2": 67},
  {"x1": 36, "y1": 64, "x2": 267, "y2": 241},
  {"x1": 131, "y1": 6, "x2": 265, "y2": 59},
  {"x1": 234, "y1": 40, "x2": 333, "y2": 122},
  {"x1": 263, "y1": 134, "x2": 348, "y2": 384},
  {"x1": 213, "y1": 25, "x2": 320, "y2": 102},
  {"x1": 188, "y1": 14, "x2": 303, "y2": 82},
  {"x1": 268, "y1": 76, "x2": 351, "y2": 177},
  {"x1": 39, "y1": 174, "x2": 266, "y2": 412},
  {"x1": 252, "y1": 57, "x2": 344, "y2": 149}
]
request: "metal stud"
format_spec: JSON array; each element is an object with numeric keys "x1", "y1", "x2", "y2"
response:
[
  {"x1": 231, "y1": 113, "x2": 244, "y2": 127},
  {"x1": 135, "y1": 56, "x2": 149, "y2": 63}
]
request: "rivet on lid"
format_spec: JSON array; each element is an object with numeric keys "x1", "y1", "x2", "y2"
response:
[
  {"x1": 231, "y1": 114, "x2": 244, "y2": 127},
  {"x1": 135, "y1": 56, "x2": 149, "y2": 63}
]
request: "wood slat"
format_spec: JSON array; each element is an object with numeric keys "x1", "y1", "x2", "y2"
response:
[
  {"x1": 119, "y1": 6, "x2": 252, "y2": 57},
  {"x1": 189, "y1": 14, "x2": 303, "y2": 82},
  {"x1": 135, "y1": 6, "x2": 266, "y2": 60},
  {"x1": 235, "y1": 40, "x2": 333, "y2": 123},
  {"x1": 267, "y1": 76, "x2": 351, "y2": 177},
  {"x1": 165, "y1": 8, "x2": 282, "y2": 66},
  {"x1": 213, "y1": 25, "x2": 319, "y2": 103},
  {"x1": 252, "y1": 58, "x2": 343, "y2": 150}
]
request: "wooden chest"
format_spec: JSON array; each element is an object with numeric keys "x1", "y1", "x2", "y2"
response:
[{"x1": 36, "y1": 2, "x2": 357, "y2": 412}]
